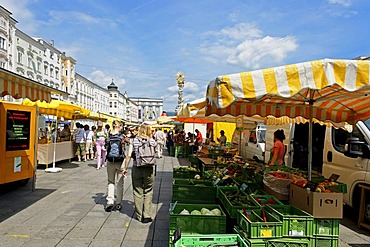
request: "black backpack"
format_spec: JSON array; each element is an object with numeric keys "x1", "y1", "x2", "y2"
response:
[{"x1": 106, "y1": 134, "x2": 125, "y2": 162}]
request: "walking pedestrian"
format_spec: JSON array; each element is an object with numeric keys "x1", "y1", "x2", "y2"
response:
[
  {"x1": 96, "y1": 122, "x2": 107, "y2": 169},
  {"x1": 84, "y1": 124, "x2": 94, "y2": 160},
  {"x1": 123, "y1": 124, "x2": 157, "y2": 223},
  {"x1": 105, "y1": 120, "x2": 126, "y2": 212},
  {"x1": 73, "y1": 122, "x2": 86, "y2": 162},
  {"x1": 153, "y1": 128, "x2": 166, "y2": 158}
]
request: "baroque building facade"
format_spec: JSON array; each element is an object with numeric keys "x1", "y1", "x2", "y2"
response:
[{"x1": 0, "y1": 5, "x2": 161, "y2": 125}]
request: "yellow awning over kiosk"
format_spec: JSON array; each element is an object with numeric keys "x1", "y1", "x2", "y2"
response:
[{"x1": 0, "y1": 68, "x2": 67, "y2": 102}]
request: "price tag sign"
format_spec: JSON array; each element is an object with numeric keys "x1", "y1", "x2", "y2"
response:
[
  {"x1": 214, "y1": 178, "x2": 221, "y2": 185},
  {"x1": 240, "y1": 183, "x2": 248, "y2": 193},
  {"x1": 304, "y1": 181, "x2": 318, "y2": 191},
  {"x1": 329, "y1": 174, "x2": 340, "y2": 181},
  {"x1": 260, "y1": 229, "x2": 272, "y2": 237},
  {"x1": 223, "y1": 169, "x2": 228, "y2": 175},
  {"x1": 169, "y1": 201, "x2": 177, "y2": 213},
  {"x1": 172, "y1": 227, "x2": 182, "y2": 244}
]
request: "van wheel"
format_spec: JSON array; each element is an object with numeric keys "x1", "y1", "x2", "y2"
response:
[{"x1": 365, "y1": 203, "x2": 370, "y2": 221}]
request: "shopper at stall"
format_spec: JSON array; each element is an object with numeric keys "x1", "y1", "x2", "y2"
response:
[
  {"x1": 73, "y1": 122, "x2": 86, "y2": 162},
  {"x1": 266, "y1": 129, "x2": 286, "y2": 166},
  {"x1": 96, "y1": 122, "x2": 108, "y2": 169},
  {"x1": 91, "y1": 125, "x2": 97, "y2": 159},
  {"x1": 166, "y1": 130, "x2": 174, "y2": 154},
  {"x1": 217, "y1": 130, "x2": 227, "y2": 146},
  {"x1": 123, "y1": 124, "x2": 157, "y2": 223},
  {"x1": 105, "y1": 120, "x2": 127, "y2": 212}
]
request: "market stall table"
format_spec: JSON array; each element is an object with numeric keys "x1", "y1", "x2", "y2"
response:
[{"x1": 37, "y1": 141, "x2": 76, "y2": 165}]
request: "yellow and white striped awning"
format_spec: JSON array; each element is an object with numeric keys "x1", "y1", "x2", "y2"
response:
[
  {"x1": 22, "y1": 99, "x2": 90, "y2": 120},
  {"x1": 206, "y1": 59, "x2": 370, "y2": 125},
  {"x1": 0, "y1": 68, "x2": 66, "y2": 102}
]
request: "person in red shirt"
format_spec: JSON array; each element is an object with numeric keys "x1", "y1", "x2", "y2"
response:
[
  {"x1": 194, "y1": 129, "x2": 203, "y2": 152},
  {"x1": 267, "y1": 129, "x2": 286, "y2": 166}
]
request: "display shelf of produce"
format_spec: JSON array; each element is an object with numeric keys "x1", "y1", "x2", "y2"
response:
[
  {"x1": 170, "y1": 203, "x2": 227, "y2": 235},
  {"x1": 236, "y1": 208, "x2": 283, "y2": 239},
  {"x1": 250, "y1": 194, "x2": 285, "y2": 207},
  {"x1": 313, "y1": 218, "x2": 340, "y2": 236},
  {"x1": 173, "y1": 167, "x2": 201, "y2": 179},
  {"x1": 217, "y1": 186, "x2": 261, "y2": 219},
  {"x1": 265, "y1": 237, "x2": 312, "y2": 247},
  {"x1": 170, "y1": 234, "x2": 248, "y2": 247},
  {"x1": 265, "y1": 205, "x2": 313, "y2": 237},
  {"x1": 172, "y1": 178, "x2": 216, "y2": 204}
]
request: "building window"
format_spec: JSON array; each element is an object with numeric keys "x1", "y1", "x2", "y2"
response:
[
  {"x1": 17, "y1": 51, "x2": 23, "y2": 64},
  {"x1": 0, "y1": 37, "x2": 5, "y2": 50},
  {"x1": 37, "y1": 61, "x2": 41, "y2": 72},
  {"x1": 44, "y1": 64, "x2": 48, "y2": 75},
  {"x1": 55, "y1": 69, "x2": 59, "y2": 79},
  {"x1": 0, "y1": 61, "x2": 5, "y2": 68},
  {"x1": 114, "y1": 102, "x2": 117, "y2": 108},
  {"x1": 50, "y1": 67, "x2": 54, "y2": 78}
]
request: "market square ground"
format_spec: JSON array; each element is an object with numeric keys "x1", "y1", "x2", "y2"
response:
[{"x1": 0, "y1": 151, "x2": 369, "y2": 247}]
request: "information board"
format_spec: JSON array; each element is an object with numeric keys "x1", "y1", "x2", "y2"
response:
[{"x1": 6, "y1": 110, "x2": 31, "y2": 151}]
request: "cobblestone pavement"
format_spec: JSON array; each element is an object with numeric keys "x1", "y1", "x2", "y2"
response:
[{"x1": 0, "y1": 152, "x2": 369, "y2": 247}]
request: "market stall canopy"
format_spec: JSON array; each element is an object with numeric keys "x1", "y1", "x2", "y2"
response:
[
  {"x1": 205, "y1": 58, "x2": 370, "y2": 180},
  {"x1": 157, "y1": 115, "x2": 175, "y2": 124},
  {"x1": 177, "y1": 98, "x2": 264, "y2": 124},
  {"x1": 22, "y1": 99, "x2": 90, "y2": 120},
  {"x1": 0, "y1": 68, "x2": 67, "y2": 102},
  {"x1": 206, "y1": 59, "x2": 370, "y2": 126}
]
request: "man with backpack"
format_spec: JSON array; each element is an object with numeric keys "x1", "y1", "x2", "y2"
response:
[
  {"x1": 105, "y1": 120, "x2": 127, "y2": 212},
  {"x1": 123, "y1": 124, "x2": 157, "y2": 223}
]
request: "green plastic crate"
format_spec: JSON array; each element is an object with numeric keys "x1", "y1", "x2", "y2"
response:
[
  {"x1": 188, "y1": 155, "x2": 200, "y2": 167},
  {"x1": 173, "y1": 168, "x2": 201, "y2": 179},
  {"x1": 313, "y1": 218, "x2": 340, "y2": 236},
  {"x1": 175, "y1": 145, "x2": 189, "y2": 158},
  {"x1": 170, "y1": 203, "x2": 227, "y2": 235},
  {"x1": 170, "y1": 146, "x2": 175, "y2": 156},
  {"x1": 312, "y1": 235, "x2": 339, "y2": 247},
  {"x1": 172, "y1": 179, "x2": 216, "y2": 204},
  {"x1": 171, "y1": 234, "x2": 247, "y2": 247},
  {"x1": 266, "y1": 205, "x2": 313, "y2": 237},
  {"x1": 266, "y1": 238, "x2": 312, "y2": 247},
  {"x1": 250, "y1": 194, "x2": 284, "y2": 207},
  {"x1": 218, "y1": 187, "x2": 260, "y2": 219},
  {"x1": 234, "y1": 226, "x2": 267, "y2": 247},
  {"x1": 326, "y1": 182, "x2": 347, "y2": 193},
  {"x1": 236, "y1": 208, "x2": 283, "y2": 239}
]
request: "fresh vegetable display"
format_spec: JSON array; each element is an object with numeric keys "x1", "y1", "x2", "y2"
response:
[{"x1": 179, "y1": 207, "x2": 222, "y2": 216}]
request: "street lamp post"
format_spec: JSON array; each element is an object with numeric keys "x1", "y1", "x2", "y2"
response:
[{"x1": 176, "y1": 71, "x2": 185, "y2": 113}]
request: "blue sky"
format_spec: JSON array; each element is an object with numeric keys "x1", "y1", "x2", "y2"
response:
[{"x1": 2, "y1": 0, "x2": 370, "y2": 112}]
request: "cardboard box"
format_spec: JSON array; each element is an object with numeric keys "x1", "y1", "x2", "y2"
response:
[{"x1": 289, "y1": 183, "x2": 343, "y2": 219}]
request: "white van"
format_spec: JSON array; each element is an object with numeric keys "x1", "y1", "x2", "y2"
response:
[
  {"x1": 286, "y1": 120, "x2": 370, "y2": 219},
  {"x1": 234, "y1": 124, "x2": 267, "y2": 162}
]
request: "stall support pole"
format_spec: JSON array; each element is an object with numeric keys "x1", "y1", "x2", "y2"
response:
[{"x1": 45, "y1": 97, "x2": 62, "y2": 173}]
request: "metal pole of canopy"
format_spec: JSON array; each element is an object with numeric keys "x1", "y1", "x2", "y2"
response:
[{"x1": 308, "y1": 98, "x2": 313, "y2": 181}]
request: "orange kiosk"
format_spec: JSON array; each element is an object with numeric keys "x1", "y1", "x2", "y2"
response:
[
  {"x1": 0, "y1": 68, "x2": 67, "y2": 186},
  {"x1": 0, "y1": 102, "x2": 37, "y2": 185}
]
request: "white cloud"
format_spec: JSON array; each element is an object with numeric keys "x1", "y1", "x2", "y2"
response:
[
  {"x1": 48, "y1": 10, "x2": 117, "y2": 27},
  {"x1": 88, "y1": 70, "x2": 126, "y2": 89},
  {"x1": 200, "y1": 23, "x2": 298, "y2": 70},
  {"x1": 327, "y1": 0, "x2": 352, "y2": 7},
  {"x1": 227, "y1": 36, "x2": 298, "y2": 69}
]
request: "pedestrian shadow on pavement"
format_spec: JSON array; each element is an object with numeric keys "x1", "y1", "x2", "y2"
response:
[{"x1": 92, "y1": 192, "x2": 106, "y2": 205}]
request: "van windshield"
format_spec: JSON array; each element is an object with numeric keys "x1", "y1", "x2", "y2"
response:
[
  {"x1": 257, "y1": 130, "x2": 266, "y2": 143},
  {"x1": 364, "y1": 118, "x2": 370, "y2": 131}
]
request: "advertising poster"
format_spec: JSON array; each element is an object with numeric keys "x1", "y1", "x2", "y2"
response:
[{"x1": 6, "y1": 110, "x2": 31, "y2": 151}]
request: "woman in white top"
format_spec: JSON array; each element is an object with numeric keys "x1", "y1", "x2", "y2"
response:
[{"x1": 95, "y1": 122, "x2": 107, "y2": 169}]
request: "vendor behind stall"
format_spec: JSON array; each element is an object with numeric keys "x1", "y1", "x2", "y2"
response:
[{"x1": 217, "y1": 130, "x2": 227, "y2": 146}]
